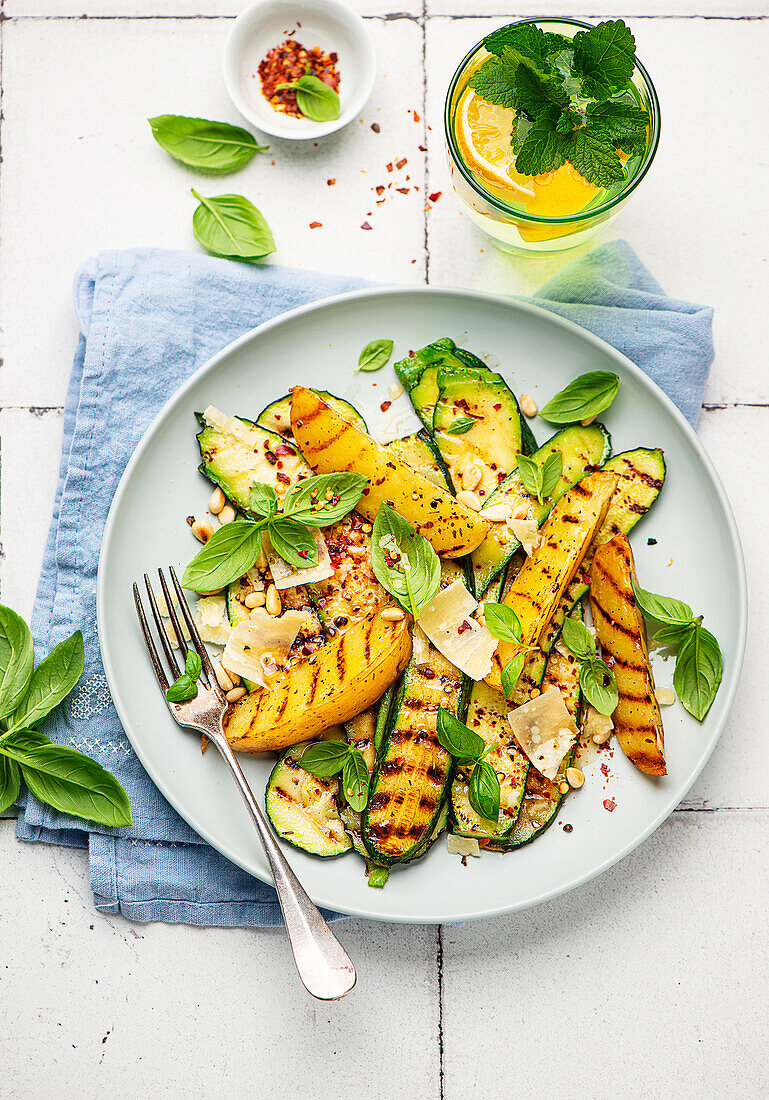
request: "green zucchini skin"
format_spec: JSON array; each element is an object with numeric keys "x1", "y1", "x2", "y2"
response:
[
  {"x1": 256, "y1": 390, "x2": 368, "y2": 436},
  {"x1": 385, "y1": 429, "x2": 451, "y2": 491},
  {"x1": 265, "y1": 746, "x2": 352, "y2": 858},
  {"x1": 395, "y1": 338, "x2": 466, "y2": 429},
  {"x1": 471, "y1": 423, "x2": 612, "y2": 595}
]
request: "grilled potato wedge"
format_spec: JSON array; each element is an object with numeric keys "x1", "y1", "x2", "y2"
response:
[
  {"x1": 486, "y1": 470, "x2": 617, "y2": 695},
  {"x1": 589, "y1": 534, "x2": 666, "y2": 776},
  {"x1": 223, "y1": 614, "x2": 412, "y2": 753},
  {"x1": 290, "y1": 386, "x2": 489, "y2": 557}
]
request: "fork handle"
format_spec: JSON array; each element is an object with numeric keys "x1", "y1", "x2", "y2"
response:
[{"x1": 210, "y1": 732, "x2": 356, "y2": 1000}]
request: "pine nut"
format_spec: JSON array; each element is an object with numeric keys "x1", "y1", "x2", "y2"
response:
[
  {"x1": 389, "y1": 381, "x2": 405, "y2": 400},
  {"x1": 198, "y1": 588, "x2": 224, "y2": 597},
  {"x1": 219, "y1": 504, "x2": 236, "y2": 525},
  {"x1": 213, "y1": 660, "x2": 234, "y2": 693},
  {"x1": 362, "y1": 522, "x2": 373, "y2": 534},
  {"x1": 208, "y1": 487, "x2": 226, "y2": 515},
  {"x1": 247, "y1": 591, "x2": 266, "y2": 609},
  {"x1": 226, "y1": 686, "x2": 247, "y2": 703},
  {"x1": 482, "y1": 503, "x2": 512, "y2": 523},
  {"x1": 581, "y1": 415, "x2": 596, "y2": 426},
  {"x1": 192, "y1": 520, "x2": 214, "y2": 544},
  {"x1": 461, "y1": 464, "x2": 483, "y2": 492},
  {"x1": 381, "y1": 607, "x2": 405, "y2": 621},
  {"x1": 257, "y1": 547, "x2": 269, "y2": 570},
  {"x1": 228, "y1": 670, "x2": 242, "y2": 686},
  {"x1": 456, "y1": 490, "x2": 482, "y2": 511},
  {"x1": 592, "y1": 728, "x2": 613, "y2": 746},
  {"x1": 559, "y1": 781, "x2": 570, "y2": 795},
  {"x1": 244, "y1": 591, "x2": 264, "y2": 608},
  {"x1": 266, "y1": 584, "x2": 282, "y2": 617},
  {"x1": 520, "y1": 394, "x2": 538, "y2": 418},
  {"x1": 566, "y1": 767, "x2": 584, "y2": 789}
]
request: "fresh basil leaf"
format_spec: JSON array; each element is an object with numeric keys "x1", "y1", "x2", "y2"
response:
[
  {"x1": 298, "y1": 740, "x2": 350, "y2": 777},
  {"x1": 184, "y1": 650, "x2": 202, "y2": 681},
  {"x1": 371, "y1": 503, "x2": 440, "y2": 618},
  {"x1": 653, "y1": 622, "x2": 696, "y2": 648},
  {"x1": 2, "y1": 731, "x2": 132, "y2": 827},
  {"x1": 445, "y1": 416, "x2": 476, "y2": 435},
  {"x1": 277, "y1": 74, "x2": 340, "y2": 123},
  {"x1": 148, "y1": 115, "x2": 266, "y2": 172},
  {"x1": 191, "y1": 189, "x2": 275, "y2": 262},
  {"x1": 674, "y1": 625, "x2": 722, "y2": 721},
  {"x1": 268, "y1": 517, "x2": 320, "y2": 569},
  {"x1": 0, "y1": 605, "x2": 35, "y2": 720},
  {"x1": 468, "y1": 759, "x2": 501, "y2": 822},
  {"x1": 342, "y1": 749, "x2": 370, "y2": 812},
  {"x1": 249, "y1": 482, "x2": 278, "y2": 517},
  {"x1": 579, "y1": 657, "x2": 618, "y2": 716},
  {"x1": 539, "y1": 371, "x2": 619, "y2": 425},
  {"x1": 515, "y1": 453, "x2": 544, "y2": 503},
  {"x1": 483, "y1": 602, "x2": 523, "y2": 643},
  {"x1": 166, "y1": 674, "x2": 198, "y2": 703},
  {"x1": 5, "y1": 631, "x2": 84, "y2": 736},
  {"x1": 573, "y1": 19, "x2": 636, "y2": 101},
  {"x1": 182, "y1": 520, "x2": 263, "y2": 592},
  {"x1": 540, "y1": 451, "x2": 564, "y2": 500},
  {"x1": 560, "y1": 616, "x2": 596, "y2": 662},
  {"x1": 631, "y1": 577, "x2": 694, "y2": 627},
  {"x1": 500, "y1": 653, "x2": 527, "y2": 699},
  {"x1": 436, "y1": 708, "x2": 484, "y2": 764},
  {"x1": 0, "y1": 755, "x2": 20, "y2": 814},
  {"x1": 282, "y1": 472, "x2": 369, "y2": 527},
  {"x1": 356, "y1": 339, "x2": 394, "y2": 373}
]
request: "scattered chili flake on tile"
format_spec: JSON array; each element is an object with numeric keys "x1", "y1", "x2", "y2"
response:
[
  {"x1": 600, "y1": 762, "x2": 610, "y2": 778},
  {"x1": 380, "y1": 400, "x2": 392, "y2": 412},
  {"x1": 375, "y1": 185, "x2": 385, "y2": 196},
  {"x1": 371, "y1": 122, "x2": 381, "y2": 133},
  {"x1": 429, "y1": 191, "x2": 442, "y2": 202},
  {"x1": 396, "y1": 187, "x2": 409, "y2": 194},
  {"x1": 603, "y1": 798, "x2": 617, "y2": 812},
  {"x1": 361, "y1": 221, "x2": 372, "y2": 230},
  {"x1": 327, "y1": 178, "x2": 336, "y2": 185},
  {"x1": 413, "y1": 110, "x2": 420, "y2": 122},
  {"x1": 563, "y1": 823, "x2": 573, "y2": 833},
  {"x1": 418, "y1": 144, "x2": 427, "y2": 151},
  {"x1": 386, "y1": 162, "x2": 393, "y2": 172},
  {"x1": 309, "y1": 221, "x2": 322, "y2": 228},
  {"x1": 395, "y1": 157, "x2": 407, "y2": 169},
  {"x1": 258, "y1": 39, "x2": 340, "y2": 118}
]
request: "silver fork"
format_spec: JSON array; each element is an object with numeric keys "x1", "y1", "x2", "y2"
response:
[{"x1": 132, "y1": 566, "x2": 356, "y2": 1001}]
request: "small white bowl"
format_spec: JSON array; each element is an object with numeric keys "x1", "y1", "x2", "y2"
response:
[{"x1": 223, "y1": 0, "x2": 376, "y2": 141}]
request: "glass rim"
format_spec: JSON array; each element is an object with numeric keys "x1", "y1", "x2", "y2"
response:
[{"x1": 444, "y1": 17, "x2": 661, "y2": 226}]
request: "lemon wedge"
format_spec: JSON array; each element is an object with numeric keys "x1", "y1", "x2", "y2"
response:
[{"x1": 455, "y1": 90, "x2": 535, "y2": 198}]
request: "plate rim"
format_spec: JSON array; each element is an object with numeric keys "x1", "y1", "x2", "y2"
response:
[{"x1": 97, "y1": 283, "x2": 748, "y2": 923}]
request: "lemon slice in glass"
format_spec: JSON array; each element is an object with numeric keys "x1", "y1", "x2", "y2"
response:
[{"x1": 456, "y1": 89, "x2": 536, "y2": 198}]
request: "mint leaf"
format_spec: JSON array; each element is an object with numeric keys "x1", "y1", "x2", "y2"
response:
[
  {"x1": 573, "y1": 19, "x2": 636, "y2": 100},
  {"x1": 484, "y1": 23, "x2": 554, "y2": 63},
  {"x1": 556, "y1": 109, "x2": 581, "y2": 134},
  {"x1": 506, "y1": 51, "x2": 569, "y2": 118},
  {"x1": 585, "y1": 98, "x2": 649, "y2": 156},
  {"x1": 470, "y1": 57, "x2": 517, "y2": 110},
  {"x1": 510, "y1": 114, "x2": 532, "y2": 153},
  {"x1": 515, "y1": 115, "x2": 567, "y2": 176},
  {"x1": 563, "y1": 129, "x2": 625, "y2": 188}
]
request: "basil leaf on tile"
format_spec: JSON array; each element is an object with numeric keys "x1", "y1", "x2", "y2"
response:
[
  {"x1": 191, "y1": 190, "x2": 275, "y2": 262},
  {"x1": 148, "y1": 115, "x2": 267, "y2": 172}
]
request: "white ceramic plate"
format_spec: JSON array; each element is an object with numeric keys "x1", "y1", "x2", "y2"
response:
[{"x1": 97, "y1": 287, "x2": 746, "y2": 924}]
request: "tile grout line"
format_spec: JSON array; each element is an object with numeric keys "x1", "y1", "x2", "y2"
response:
[
  {"x1": 420, "y1": 0, "x2": 429, "y2": 284},
  {"x1": 2, "y1": 11, "x2": 768, "y2": 20},
  {"x1": 437, "y1": 923, "x2": 445, "y2": 1100}
]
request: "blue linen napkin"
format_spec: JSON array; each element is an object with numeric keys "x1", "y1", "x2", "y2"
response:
[{"x1": 15, "y1": 241, "x2": 714, "y2": 927}]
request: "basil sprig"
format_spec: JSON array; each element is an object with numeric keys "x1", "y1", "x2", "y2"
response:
[
  {"x1": 166, "y1": 650, "x2": 203, "y2": 703},
  {"x1": 148, "y1": 115, "x2": 267, "y2": 172},
  {"x1": 483, "y1": 602, "x2": 538, "y2": 700},
  {"x1": 436, "y1": 709, "x2": 500, "y2": 822},
  {"x1": 560, "y1": 616, "x2": 619, "y2": 716},
  {"x1": 182, "y1": 473, "x2": 369, "y2": 591},
  {"x1": 632, "y1": 578, "x2": 722, "y2": 720},
  {"x1": 191, "y1": 189, "x2": 275, "y2": 263},
  {"x1": 539, "y1": 371, "x2": 619, "y2": 425},
  {"x1": 445, "y1": 416, "x2": 476, "y2": 435},
  {"x1": 276, "y1": 72, "x2": 341, "y2": 123},
  {"x1": 356, "y1": 340, "x2": 394, "y2": 373},
  {"x1": 516, "y1": 451, "x2": 563, "y2": 505},
  {"x1": 0, "y1": 615, "x2": 132, "y2": 827},
  {"x1": 371, "y1": 504, "x2": 441, "y2": 619},
  {"x1": 299, "y1": 741, "x2": 370, "y2": 812}
]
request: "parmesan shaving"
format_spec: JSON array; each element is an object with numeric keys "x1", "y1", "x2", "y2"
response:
[
  {"x1": 221, "y1": 609, "x2": 306, "y2": 689},
  {"x1": 417, "y1": 579, "x2": 499, "y2": 681},
  {"x1": 506, "y1": 517, "x2": 541, "y2": 556},
  {"x1": 656, "y1": 687, "x2": 676, "y2": 706},
  {"x1": 411, "y1": 623, "x2": 433, "y2": 666},
  {"x1": 194, "y1": 594, "x2": 232, "y2": 646},
  {"x1": 507, "y1": 687, "x2": 579, "y2": 781},
  {"x1": 376, "y1": 405, "x2": 422, "y2": 445},
  {"x1": 447, "y1": 834, "x2": 481, "y2": 858},
  {"x1": 268, "y1": 531, "x2": 334, "y2": 590},
  {"x1": 202, "y1": 405, "x2": 260, "y2": 447}
]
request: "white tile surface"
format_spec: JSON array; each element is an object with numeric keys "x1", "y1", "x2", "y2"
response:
[{"x1": 0, "y1": 5, "x2": 766, "y2": 1094}]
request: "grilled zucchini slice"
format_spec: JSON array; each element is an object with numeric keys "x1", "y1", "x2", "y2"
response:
[
  {"x1": 394, "y1": 338, "x2": 468, "y2": 429},
  {"x1": 265, "y1": 744, "x2": 352, "y2": 857},
  {"x1": 257, "y1": 390, "x2": 367, "y2": 437}
]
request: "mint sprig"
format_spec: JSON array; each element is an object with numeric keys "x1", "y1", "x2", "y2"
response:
[{"x1": 469, "y1": 19, "x2": 650, "y2": 188}]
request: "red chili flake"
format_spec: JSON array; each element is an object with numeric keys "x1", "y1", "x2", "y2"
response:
[
  {"x1": 265, "y1": 451, "x2": 278, "y2": 465},
  {"x1": 386, "y1": 162, "x2": 393, "y2": 172},
  {"x1": 600, "y1": 762, "x2": 610, "y2": 778},
  {"x1": 361, "y1": 221, "x2": 372, "y2": 230},
  {"x1": 396, "y1": 187, "x2": 409, "y2": 194},
  {"x1": 493, "y1": 402, "x2": 502, "y2": 411},
  {"x1": 603, "y1": 798, "x2": 617, "y2": 812},
  {"x1": 298, "y1": 549, "x2": 309, "y2": 559},
  {"x1": 422, "y1": 668, "x2": 436, "y2": 679},
  {"x1": 327, "y1": 178, "x2": 336, "y2": 186},
  {"x1": 380, "y1": 400, "x2": 392, "y2": 412},
  {"x1": 275, "y1": 443, "x2": 295, "y2": 456},
  {"x1": 309, "y1": 221, "x2": 322, "y2": 229},
  {"x1": 563, "y1": 823, "x2": 573, "y2": 832},
  {"x1": 276, "y1": 471, "x2": 291, "y2": 485},
  {"x1": 457, "y1": 620, "x2": 472, "y2": 635},
  {"x1": 375, "y1": 185, "x2": 385, "y2": 196},
  {"x1": 396, "y1": 157, "x2": 407, "y2": 169},
  {"x1": 429, "y1": 191, "x2": 442, "y2": 203},
  {"x1": 408, "y1": 350, "x2": 416, "y2": 357},
  {"x1": 413, "y1": 110, "x2": 420, "y2": 122},
  {"x1": 371, "y1": 122, "x2": 381, "y2": 133},
  {"x1": 258, "y1": 39, "x2": 340, "y2": 118},
  {"x1": 186, "y1": 515, "x2": 195, "y2": 526}
]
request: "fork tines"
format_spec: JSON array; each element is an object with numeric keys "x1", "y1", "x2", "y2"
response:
[{"x1": 133, "y1": 567, "x2": 220, "y2": 697}]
